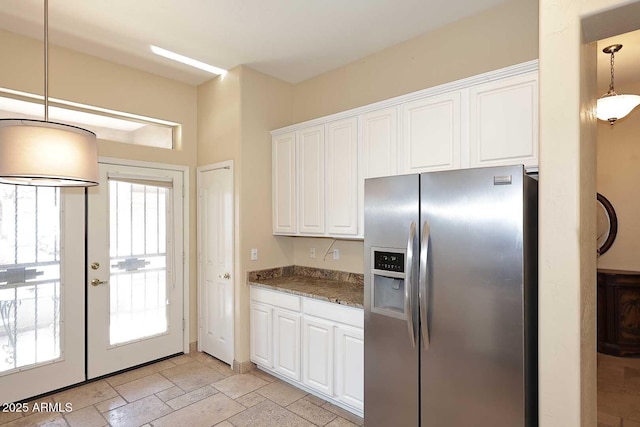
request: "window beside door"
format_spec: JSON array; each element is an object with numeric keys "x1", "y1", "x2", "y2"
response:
[{"x1": 0, "y1": 185, "x2": 62, "y2": 374}]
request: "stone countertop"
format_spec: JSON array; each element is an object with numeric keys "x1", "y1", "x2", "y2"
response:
[{"x1": 247, "y1": 266, "x2": 364, "y2": 309}]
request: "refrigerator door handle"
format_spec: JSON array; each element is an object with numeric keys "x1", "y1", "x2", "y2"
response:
[
  {"x1": 419, "y1": 220, "x2": 430, "y2": 349},
  {"x1": 405, "y1": 221, "x2": 417, "y2": 348}
]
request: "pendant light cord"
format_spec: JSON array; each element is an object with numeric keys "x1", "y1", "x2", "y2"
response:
[
  {"x1": 44, "y1": 0, "x2": 49, "y2": 122},
  {"x1": 609, "y1": 48, "x2": 615, "y2": 94}
]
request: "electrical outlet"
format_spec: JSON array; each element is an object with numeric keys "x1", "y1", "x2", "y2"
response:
[
  {"x1": 251, "y1": 248, "x2": 258, "y2": 261},
  {"x1": 310, "y1": 248, "x2": 316, "y2": 258},
  {"x1": 333, "y1": 248, "x2": 340, "y2": 260}
]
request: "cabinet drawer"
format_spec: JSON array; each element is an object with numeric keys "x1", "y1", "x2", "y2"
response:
[
  {"x1": 303, "y1": 298, "x2": 363, "y2": 328},
  {"x1": 251, "y1": 287, "x2": 301, "y2": 312}
]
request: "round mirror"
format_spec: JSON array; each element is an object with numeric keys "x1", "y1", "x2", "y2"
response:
[{"x1": 597, "y1": 193, "x2": 618, "y2": 256}]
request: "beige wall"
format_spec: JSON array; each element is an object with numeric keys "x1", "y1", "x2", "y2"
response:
[
  {"x1": 287, "y1": 0, "x2": 539, "y2": 274},
  {"x1": 0, "y1": 29, "x2": 197, "y2": 167},
  {"x1": 596, "y1": 81, "x2": 640, "y2": 270},
  {"x1": 237, "y1": 67, "x2": 294, "y2": 362},
  {"x1": 197, "y1": 66, "x2": 294, "y2": 363},
  {"x1": 292, "y1": 0, "x2": 538, "y2": 123},
  {"x1": 196, "y1": 68, "x2": 242, "y2": 348},
  {"x1": 0, "y1": 29, "x2": 201, "y2": 343},
  {"x1": 292, "y1": 238, "x2": 364, "y2": 274},
  {"x1": 197, "y1": 69, "x2": 242, "y2": 167},
  {"x1": 538, "y1": 0, "x2": 640, "y2": 425}
]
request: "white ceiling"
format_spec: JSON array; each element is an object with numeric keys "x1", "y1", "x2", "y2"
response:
[{"x1": 0, "y1": 0, "x2": 510, "y2": 85}]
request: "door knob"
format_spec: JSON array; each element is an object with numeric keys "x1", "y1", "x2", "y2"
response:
[
  {"x1": 91, "y1": 278, "x2": 107, "y2": 286},
  {"x1": 219, "y1": 273, "x2": 231, "y2": 280}
]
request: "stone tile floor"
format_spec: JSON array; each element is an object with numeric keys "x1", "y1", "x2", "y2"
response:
[
  {"x1": 598, "y1": 352, "x2": 640, "y2": 427},
  {"x1": 0, "y1": 352, "x2": 363, "y2": 427}
]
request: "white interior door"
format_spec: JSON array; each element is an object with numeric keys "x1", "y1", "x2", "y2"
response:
[
  {"x1": 87, "y1": 162, "x2": 184, "y2": 379},
  {"x1": 198, "y1": 163, "x2": 234, "y2": 367},
  {"x1": 0, "y1": 186, "x2": 85, "y2": 403}
]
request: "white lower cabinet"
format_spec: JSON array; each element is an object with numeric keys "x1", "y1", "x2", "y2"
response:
[
  {"x1": 250, "y1": 302, "x2": 273, "y2": 368},
  {"x1": 334, "y1": 326, "x2": 364, "y2": 411},
  {"x1": 302, "y1": 316, "x2": 334, "y2": 395},
  {"x1": 249, "y1": 287, "x2": 364, "y2": 416},
  {"x1": 273, "y1": 309, "x2": 301, "y2": 381}
]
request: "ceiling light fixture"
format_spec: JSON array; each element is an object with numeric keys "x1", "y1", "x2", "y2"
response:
[
  {"x1": 0, "y1": 0, "x2": 98, "y2": 187},
  {"x1": 150, "y1": 45, "x2": 227, "y2": 76},
  {"x1": 596, "y1": 44, "x2": 640, "y2": 125}
]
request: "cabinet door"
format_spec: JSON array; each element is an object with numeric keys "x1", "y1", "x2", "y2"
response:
[
  {"x1": 272, "y1": 132, "x2": 296, "y2": 234},
  {"x1": 250, "y1": 302, "x2": 273, "y2": 368},
  {"x1": 401, "y1": 92, "x2": 461, "y2": 174},
  {"x1": 273, "y1": 309, "x2": 301, "y2": 381},
  {"x1": 326, "y1": 117, "x2": 358, "y2": 236},
  {"x1": 361, "y1": 107, "x2": 398, "y2": 179},
  {"x1": 302, "y1": 316, "x2": 334, "y2": 396},
  {"x1": 335, "y1": 326, "x2": 364, "y2": 411},
  {"x1": 468, "y1": 71, "x2": 538, "y2": 168},
  {"x1": 297, "y1": 126, "x2": 325, "y2": 234},
  {"x1": 360, "y1": 107, "x2": 399, "y2": 238}
]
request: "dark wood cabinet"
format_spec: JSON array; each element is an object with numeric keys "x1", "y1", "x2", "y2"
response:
[{"x1": 598, "y1": 269, "x2": 640, "y2": 356}]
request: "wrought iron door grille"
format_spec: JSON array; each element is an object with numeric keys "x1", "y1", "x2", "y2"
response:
[{"x1": 108, "y1": 180, "x2": 170, "y2": 345}]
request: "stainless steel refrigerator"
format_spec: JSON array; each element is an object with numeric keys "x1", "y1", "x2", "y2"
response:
[{"x1": 364, "y1": 165, "x2": 537, "y2": 427}]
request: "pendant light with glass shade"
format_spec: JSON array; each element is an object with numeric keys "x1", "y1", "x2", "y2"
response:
[
  {"x1": 597, "y1": 44, "x2": 640, "y2": 125},
  {"x1": 0, "y1": 0, "x2": 98, "y2": 186}
]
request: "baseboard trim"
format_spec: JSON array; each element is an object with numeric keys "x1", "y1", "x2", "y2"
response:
[{"x1": 233, "y1": 360, "x2": 256, "y2": 374}]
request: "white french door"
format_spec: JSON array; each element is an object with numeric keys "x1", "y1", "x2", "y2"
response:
[
  {"x1": 87, "y1": 162, "x2": 185, "y2": 379},
  {"x1": 198, "y1": 162, "x2": 234, "y2": 367},
  {"x1": 0, "y1": 186, "x2": 85, "y2": 403}
]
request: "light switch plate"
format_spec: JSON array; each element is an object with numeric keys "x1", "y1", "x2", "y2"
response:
[
  {"x1": 333, "y1": 249, "x2": 340, "y2": 260},
  {"x1": 310, "y1": 248, "x2": 316, "y2": 258},
  {"x1": 251, "y1": 248, "x2": 258, "y2": 260}
]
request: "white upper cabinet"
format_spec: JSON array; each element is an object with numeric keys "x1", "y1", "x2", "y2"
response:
[
  {"x1": 326, "y1": 117, "x2": 359, "y2": 236},
  {"x1": 271, "y1": 61, "x2": 539, "y2": 237},
  {"x1": 361, "y1": 107, "x2": 398, "y2": 179},
  {"x1": 272, "y1": 132, "x2": 296, "y2": 234},
  {"x1": 468, "y1": 71, "x2": 538, "y2": 168},
  {"x1": 297, "y1": 125, "x2": 325, "y2": 235},
  {"x1": 401, "y1": 92, "x2": 461, "y2": 174}
]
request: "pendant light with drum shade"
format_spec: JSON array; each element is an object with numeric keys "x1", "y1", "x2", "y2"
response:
[
  {"x1": 596, "y1": 44, "x2": 640, "y2": 125},
  {"x1": 0, "y1": 0, "x2": 98, "y2": 186}
]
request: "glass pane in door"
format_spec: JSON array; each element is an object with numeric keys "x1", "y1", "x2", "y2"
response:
[
  {"x1": 109, "y1": 180, "x2": 170, "y2": 345},
  {"x1": 0, "y1": 185, "x2": 61, "y2": 374}
]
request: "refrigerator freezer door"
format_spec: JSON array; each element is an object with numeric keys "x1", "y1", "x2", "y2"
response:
[
  {"x1": 420, "y1": 165, "x2": 528, "y2": 426},
  {"x1": 364, "y1": 174, "x2": 419, "y2": 427}
]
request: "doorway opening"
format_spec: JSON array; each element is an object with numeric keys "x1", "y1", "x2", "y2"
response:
[{"x1": 588, "y1": 16, "x2": 640, "y2": 427}]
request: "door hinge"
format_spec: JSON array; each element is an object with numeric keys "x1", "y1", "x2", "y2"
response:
[{"x1": 182, "y1": 319, "x2": 185, "y2": 331}]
